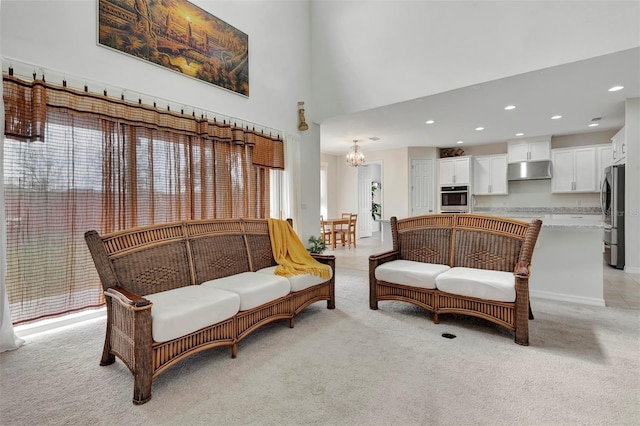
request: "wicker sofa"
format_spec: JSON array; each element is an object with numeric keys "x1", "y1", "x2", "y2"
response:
[
  {"x1": 369, "y1": 214, "x2": 542, "y2": 345},
  {"x1": 85, "y1": 218, "x2": 335, "y2": 405}
]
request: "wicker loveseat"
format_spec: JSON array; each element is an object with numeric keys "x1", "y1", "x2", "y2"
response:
[
  {"x1": 85, "y1": 218, "x2": 335, "y2": 405},
  {"x1": 369, "y1": 214, "x2": 542, "y2": 345}
]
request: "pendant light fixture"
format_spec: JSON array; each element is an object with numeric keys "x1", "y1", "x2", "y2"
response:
[{"x1": 346, "y1": 140, "x2": 365, "y2": 167}]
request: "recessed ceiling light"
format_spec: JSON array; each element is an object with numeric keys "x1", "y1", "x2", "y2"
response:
[
  {"x1": 608, "y1": 85, "x2": 624, "y2": 92},
  {"x1": 504, "y1": 105, "x2": 516, "y2": 110},
  {"x1": 425, "y1": 120, "x2": 435, "y2": 124},
  {"x1": 551, "y1": 115, "x2": 562, "y2": 120},
  {"x1": 588, "y1": 123, "x2": 599, "y2": 127},
  {"x1": 456, "y1": 140, "x2": 464, "y2": 144},
  {"x1": 475, "y1": 127, "x2": 485, "y2": 131},
  {"x1": 515, "y1": 132, "x2": 524, "y2": 136}
]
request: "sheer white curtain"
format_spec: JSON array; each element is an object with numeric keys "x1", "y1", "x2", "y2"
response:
[
  {"x1": 281, "y1": 133, "x2": 301, "y2": 230},
  {"x1": 0, "y1": 78, "x2": 25, "y2": 352}
]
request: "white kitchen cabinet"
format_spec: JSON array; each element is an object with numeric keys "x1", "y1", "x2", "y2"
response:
[
  {"x1": 551, "y1": 146, "x2": 597, "y2": 193},
  {"x1": 611, "y1": 127, "x2": 626, "y2": 165},
  {"x1": 473, "y1": 154, "x2": 508, "y2": 195},
  {"x1": 438, "y1": 156, "x2": 470, "y2": 186},
  {"x1": 597, "y1": 144, "x2": 612, "y2": 188},
  {"x1": 507, "y1": 137, "x2": 551, "y2": 163}
]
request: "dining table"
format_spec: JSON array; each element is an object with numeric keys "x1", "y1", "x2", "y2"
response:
[{"x1": 322, "y1": 218, "x2": 350, "y2": 249}]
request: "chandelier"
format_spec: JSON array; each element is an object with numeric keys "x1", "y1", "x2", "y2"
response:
[{"x1": 346, "y1": 140, "x2": 365, "y2": 167}]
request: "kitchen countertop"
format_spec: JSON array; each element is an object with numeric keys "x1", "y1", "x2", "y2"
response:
[{"x1": 473, "y1": 208, "x2": 604, "y2": 229}]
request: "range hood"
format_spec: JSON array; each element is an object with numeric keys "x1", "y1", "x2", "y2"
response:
[{"x1": 507, "y1": 160, "x2": 553, "y2": 181}]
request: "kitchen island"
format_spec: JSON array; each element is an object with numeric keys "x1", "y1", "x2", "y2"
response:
[{"x1": 483, "y1": 212, "x2": 605, "y2": 306}]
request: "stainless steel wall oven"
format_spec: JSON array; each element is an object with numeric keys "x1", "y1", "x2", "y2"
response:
[{"x1": 440, "y1": 185, "x2": 469, "y2": 213}]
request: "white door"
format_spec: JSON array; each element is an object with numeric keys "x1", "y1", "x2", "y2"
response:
[
  {"x1": 357, "y1": 166, "x2": 373, "y2": 238},
  {"x1": 411, "y1": 159, "x2": 434, "y2": 216}
]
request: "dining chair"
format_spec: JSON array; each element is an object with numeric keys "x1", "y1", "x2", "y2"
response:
[
  {"x1": 348, "y1": 213, "x2": 357, "y2": 248},
  {"x1": 320, "y1": 215, "x2": 332, "y2": 246},
  {"x1": 339, "y1": 212, "x2": 351, "y2": 232},
  {"x1": 335, "y1": 213, "x2": 357, "y2": 248}
]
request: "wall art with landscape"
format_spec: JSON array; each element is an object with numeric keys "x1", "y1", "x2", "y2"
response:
[{"x1": 98, "y1": 0, "x2": 249, "y2": 96}]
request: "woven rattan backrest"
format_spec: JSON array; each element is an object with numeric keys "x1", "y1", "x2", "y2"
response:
[
  {"x1": 452, "y1": 215, "x2": 529, "y2": 271},
  {"x1": 184, "y1": 219, "x2": 251, "y2": 284},
  {"x1": 395, "y1": 215, "x2": 455, "y2": 264},
  {"x1": 242, "y1": 219, "x2": 278, "y2": 271},
  {"x1": 96, "y1": 222, "x2": 193, "y2": 295}
]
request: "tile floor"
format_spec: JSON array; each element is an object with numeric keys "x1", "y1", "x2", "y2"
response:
[{"x1": 327, "y1": 232, "x2": 640, "y2": 310}]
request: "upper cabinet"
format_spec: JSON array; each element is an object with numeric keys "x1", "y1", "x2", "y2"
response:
[
  {"x1": 473, "y1": 154, "x2": 508, "y2": 195},
  {"x1": 507, "y1": 136, "x2": 551, "y2": 163},
  {"x1": 597, "y1": 144, "x2": 612, "y2": 189},
  {"x1": 438, "y1": 156, "x2": 471, "y2": 186},
  {"x1": 551, "y1": 146, "x2": 598, "y2": 193},
  {"x1": 611, "y1": 127, "x2": 626, "y2": 165}
]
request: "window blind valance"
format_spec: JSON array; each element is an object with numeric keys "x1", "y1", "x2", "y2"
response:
[{"x1": 2, "y1": 75, "x2": 284, "y2": 169}]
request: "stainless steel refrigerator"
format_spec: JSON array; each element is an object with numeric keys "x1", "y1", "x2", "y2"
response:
[{"x1": 601, "y1": 164, "x2": 625, "y2": 269}]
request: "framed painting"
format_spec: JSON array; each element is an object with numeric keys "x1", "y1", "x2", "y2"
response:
[{"x1": 98, "y1": 0, "x2": 249, "y2": 96}]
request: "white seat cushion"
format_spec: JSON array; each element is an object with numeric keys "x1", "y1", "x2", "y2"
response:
[
  {"x1": 374, "y1": 260, "x2": 450, "y2": 289},
  {"x1": 201, "y1": 272, "x2": 291, "y2": 311},
  {"x1": 435, "y1": 267, "x2": 515, "y2": 302},
  {"x1": 256, "y1": 265, "x2": 333, "y2": 292},
  {"x1": 144, "y1": 286, "x2": 240, "y2": 343}
]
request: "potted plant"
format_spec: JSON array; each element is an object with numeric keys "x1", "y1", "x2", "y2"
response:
[
  {"x1": 371, "y1": 182, "x2": 381, "y2": 220},
  {"x1": 308, "y1": 235, "x2": 327, "y2": 254}
]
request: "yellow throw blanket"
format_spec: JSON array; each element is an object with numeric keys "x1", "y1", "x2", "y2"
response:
[{"x1": 268, "y1": 219, "x2": 331, "y2": 279}]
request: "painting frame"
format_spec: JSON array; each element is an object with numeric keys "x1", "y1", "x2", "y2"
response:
[{"x1": 97, "y1": 0, "x2": 249, "y2": 97}]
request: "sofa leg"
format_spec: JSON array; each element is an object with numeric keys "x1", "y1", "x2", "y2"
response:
[
  {"x1": 289, "y1": 317, "x2": 295, "y2": 328},
  {"x1": 231, "y1": 343, "x2": 237, "y2": 359},
  {"x1": 515, "y1": 332, "x2": 529, "y2": 346},
  {"x1": 433, "y1": 313, "x2": 439, "y2": 324},
  {"x1": 100, "y1": 349, "x2": 115, "y2": 366},
  {"x1": 132, "y1": 370, "x2": 152, "y2": 405}
]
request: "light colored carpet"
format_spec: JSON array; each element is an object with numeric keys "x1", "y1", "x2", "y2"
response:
[{"x1": 1, "y1": 267, "x2": 639, "y2": 426}]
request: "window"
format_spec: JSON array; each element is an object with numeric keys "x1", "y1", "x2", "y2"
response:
[{"x1": 3, "y1": 74, "x2": 284, "y2": 324}]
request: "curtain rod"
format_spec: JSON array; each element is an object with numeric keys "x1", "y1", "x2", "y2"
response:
[{"x1": 1, "y1": 56, "x2": 282, "y2": 137}]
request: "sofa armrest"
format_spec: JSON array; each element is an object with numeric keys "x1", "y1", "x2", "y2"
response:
[
  {"x1": 310, "y1": 253, "x2": 336, "y2": 264},
  {"x1": 105, "y1": 286, "x2": 152, "y2": 309},
  {"x1": 368, "y1": 250, "x2": 400, "y2": 310},
  {"x1": 514, "y1": 260, "x2": 531, "y2": 278},
  {"x1": 369, "y1": 250, "x2": 399, "y2": 265}
]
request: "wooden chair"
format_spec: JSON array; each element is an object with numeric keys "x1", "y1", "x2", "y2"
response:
[
  {"x1": 348, "y1": 213, "x2": 357, "y2": 248},
  {"x1": 336, "y1": 213, "x2": 357, "y2": 248},
  {"x1": 320, "y1": 215, "x2": 332, "y2": 246}
]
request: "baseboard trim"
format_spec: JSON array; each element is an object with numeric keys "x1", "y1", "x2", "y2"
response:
[
  {"x1": 624, "y1": 266, "x2": 640, "y2": 274},
  {"x1": 530, "y1": 290, "x2": 606, "y2": 307},
  {"x1": 15, "y1": 308, "x2": 106, "y2": 338}
]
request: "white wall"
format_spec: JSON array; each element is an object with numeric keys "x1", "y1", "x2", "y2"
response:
[
  {"x1": 624, "y1": 98, "x2": 639, "y2": 274},
  {"x1": 329, "y1": 147, "x2": 411, "y2": 221},
  {"x1": 0, "y1": 0, "x2": 321, "y2": 239},
  {"x1": 321, "y1": 152, "x2": 338, "y2": 219},
  {"x1": 311, "y1": 0, "x2": 640, "y2": 121}
]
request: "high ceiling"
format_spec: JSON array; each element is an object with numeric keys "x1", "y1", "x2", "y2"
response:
[{"x1": 320, "y1": 48, "x2": 640, "y2": 156}]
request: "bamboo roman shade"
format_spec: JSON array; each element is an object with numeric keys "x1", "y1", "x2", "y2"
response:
[
  {"x1": 3, "y1": 75, "x2": 284, "y2": 169},
  {"x1": 3, "y1": 73, "x2": 284, "y2": 325}
]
